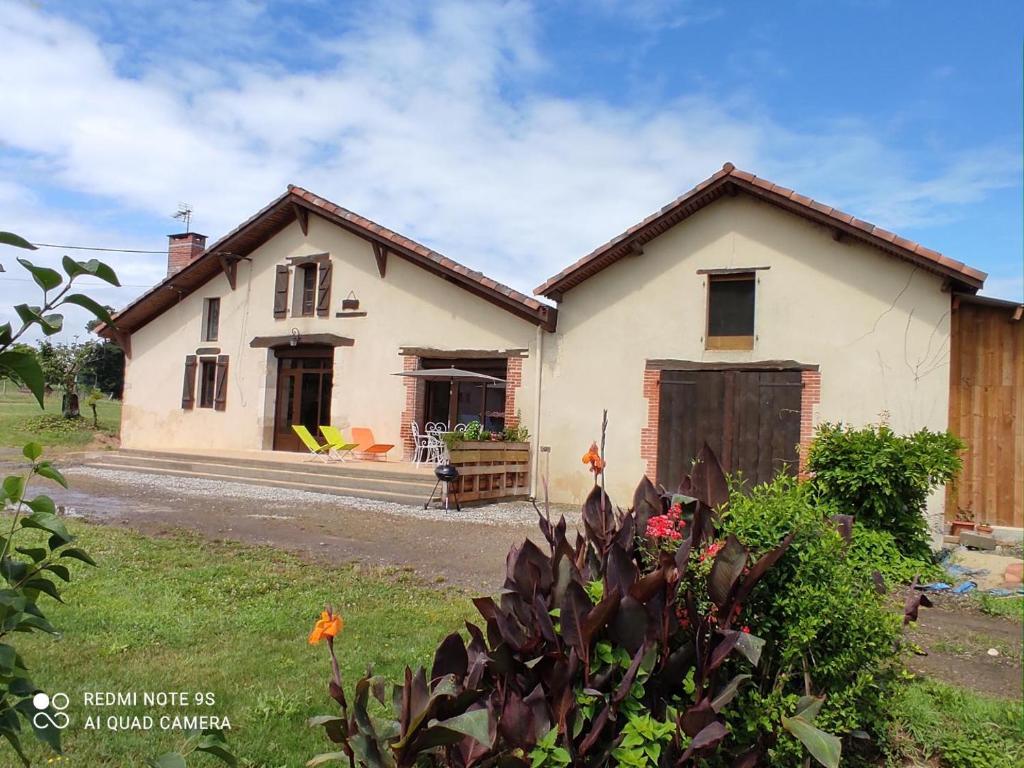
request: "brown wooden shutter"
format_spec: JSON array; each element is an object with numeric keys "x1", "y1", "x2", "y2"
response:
[
  {"x1": 316, "y1": 261, "x2": 332, "y2": 317},
  {"x1": 214, "y1": 355, "x2": 229, "y2": 411},
  {"x1": 273, "y1": 265, "x2": 289, "y2": 318},
  {"x1": 181, "y1": 355, "x2": 197, "y2": 410}
]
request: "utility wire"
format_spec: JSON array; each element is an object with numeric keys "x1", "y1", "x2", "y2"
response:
[
  {"x1": 29, "y1": 242, "x2": 167, "y2": 254},
  {"x1": 0, "y1": 276, "x2": 154, "y2": 288}
]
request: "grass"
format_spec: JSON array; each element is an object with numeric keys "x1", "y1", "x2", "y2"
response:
[
  {"x1": 0, "y1": 389, "x2": 120, "y2": 448},
  {"x1": 18, "y1": 521, "x2": 476, "y2": 767},
  {"x1": 977, "y1": 593, "x2": 1024, "y2": 623},
  {"x1": 888, "y1": 678, "x2": 1024, "y2": 767}
]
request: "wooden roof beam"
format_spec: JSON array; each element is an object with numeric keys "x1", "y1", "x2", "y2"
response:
[
  {"x1": 292, "y1": 202, "x2": 309, "y2": 236},
  {"x1": 372, "y1": 241, "x2": 388, "y2": 278}
]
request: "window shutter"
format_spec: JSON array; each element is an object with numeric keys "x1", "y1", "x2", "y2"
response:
[
  {"x1": 181, "y1": 355, "x2": 197, "y2": 410},
  {"x1": 317, "y1": 261, "x2": 332, "y2": 317},
  {"x1": 273, "y1": 265, "x2": 289, "y2": 318},
  {"x1": 214, "y1": 355, "x2": 229, "y2": 411}
]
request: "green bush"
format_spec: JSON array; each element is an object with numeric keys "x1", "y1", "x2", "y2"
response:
[
  {"x1": 721, "y1": 475, "x2": 902, "y2": 765},
  {"x1": 806, "y1": 423, "x2": 963, "y2": 559},
  {"x1": 847, "y1": 523, "x2": 942, "y2": 587}
]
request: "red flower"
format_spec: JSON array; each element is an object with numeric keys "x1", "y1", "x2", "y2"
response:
[{"x1": 741, "y1": 626, "x2": 751, "y2": 634}]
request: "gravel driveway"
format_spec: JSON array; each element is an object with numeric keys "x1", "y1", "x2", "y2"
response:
[{"x1": 25, "y1": 464, "x2": 580, "y2": 591}]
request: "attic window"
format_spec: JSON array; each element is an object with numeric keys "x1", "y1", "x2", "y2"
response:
[{"x1": 706, "y1": 273, "x2": 755, "y2": 350}]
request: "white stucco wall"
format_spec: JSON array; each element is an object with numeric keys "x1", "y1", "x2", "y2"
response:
[
  {"x1": 121, "y1": 215, "x2": 539, "y2": 454},
  {"x1": 538, "y1": 195, "x2": 952, "y2": 514}
]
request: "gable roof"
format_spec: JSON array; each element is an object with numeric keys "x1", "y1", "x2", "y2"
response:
[
  {"x1": 535, "y1": 163, "x2": 987, "y2": 298},
  {"x1": 102, "y1": 186, "x2": 556, "y2": 337}
]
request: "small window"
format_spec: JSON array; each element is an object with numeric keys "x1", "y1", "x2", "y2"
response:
[
  {"x1": 202, "y1": 297, "x2": 220, "y2": 342},
  {"x1": 706, "y1": 273, "x2": 755, "y2": 350},
  {"x1": 300, "y1": 265, "x2": 317, "y2": 317},
  {"x1": 198, "y1": 359, "x2": 217, "y2": 408}
]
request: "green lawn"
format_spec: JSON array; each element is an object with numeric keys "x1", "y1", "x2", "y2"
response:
[
  {"x1": 12, "y1": 521, "x2": 1022, "y2": 768},
  {"x1": 0, "y1": 389, "x2": 121, "y2": 449},
  {"x1": 19, "y1": 521, "x2": 476, "y2": 767}
]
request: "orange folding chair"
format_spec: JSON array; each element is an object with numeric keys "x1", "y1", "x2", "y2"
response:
[{"x1": 350, "y1": 427, "x2": 394, "y2": 461}]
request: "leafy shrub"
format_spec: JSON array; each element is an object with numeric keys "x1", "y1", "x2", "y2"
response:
[
  {"x1": 308, "y1": 447, "x2": 846, "y2": 767},
  {"x1": 846, "y1": 523, "x2": 941, "y2": 587},
  {"x1": 806, "y1": 423, "x2": 963, "y2": 559},
  {"x1": 721, "y1": 475, "x2": 903, "y2": 766}
]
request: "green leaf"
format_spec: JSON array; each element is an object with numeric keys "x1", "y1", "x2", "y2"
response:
[
  {"x1": 44, "y1": 563, "x2": 71, "y2": 582},
  {"x1": 16, "y1": 258, "x2": 62, "y2": 291},
  {"x1": 78, "y1": 258, "x2": 121, "y2": 287},
  {"x1": 34, "y1": 462, "x2": 67, "y2": 488},
  {"x1": 3, "y1": 474, "x2": 25, "y2": 503},
  {"x1": 59, "y1": 548, "x2": 96, "y2": 566},
  {"x1": 794, "y1": 695, "x2": 825, "y2": 722},
  {"x1": 24, "y1": 578, "x2": 63, "y2": 603},
  {"x1": 782, "y1": 715, "x2": 841, "y2": 768},
  {"x1": 20, "y1": 511, "x2": 71, "y2": 542},
  {"x1": 26, "y1": 495, "x2": 55, "y2": 515},
  {"x1": 0, "y1": 350, "x2": 44, "y2": 406},
  {"x1": 0, "y1": 725, "x2": 31, "y2": 767},
  {"x1": 39, "y1": 314, "x2": 63, "y2": 335},
  {"x1": 735, "y1": 631, "x2": 766, "y2": 667},
  {"x1": 0, "y1": 232, "x2": 37, "y2": 250},
  {"x1": 195, "y1": 732, "x2": 237, "y2": 767},
  {"x1": 22, "y1": 443, "x2": 42, "y2": 461},
  {"x1": 14, "y1": 546, "x2": 47, "y2": 564},
  {"x1": 146, "y1": 754, "x2": 187, "y2": 768},
  {"x1": 61, "y1": 294, "x2": 113, "y2": 325},
  {"x1": 14, "y1": 696, "x2": 63, "y2": 753},
  {"x1": 61, "y1": 255, "x2": 89, "y2": 280}
]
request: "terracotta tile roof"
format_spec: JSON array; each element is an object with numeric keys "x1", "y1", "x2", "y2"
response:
[
  {"x1": 535, "y1": 163, "x2": 987, "y2": 297},
  {"x1": 103, "y1": 186, "x2": 556, "y2": 337}
]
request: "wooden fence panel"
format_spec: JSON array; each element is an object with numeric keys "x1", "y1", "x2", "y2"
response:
[{"x1": 947, "y1": 300, "x2": 1023, "y2": 528}]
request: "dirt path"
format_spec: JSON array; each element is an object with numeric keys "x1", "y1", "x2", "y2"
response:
[
  {"x1": 905, "y1": 594, "x2": 1022, "y2": 699},
  {"x1": 23, "y1": 462, "x2": 574, "y2": 592}
]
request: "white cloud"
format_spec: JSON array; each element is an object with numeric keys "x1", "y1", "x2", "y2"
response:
[{"x1": 0, "y1": 0, "x2": 1019, "y2": 343}]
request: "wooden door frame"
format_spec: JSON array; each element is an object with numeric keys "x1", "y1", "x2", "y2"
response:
[{"x1": 272, "y1": 345, "x2": 334, "y2": 451}]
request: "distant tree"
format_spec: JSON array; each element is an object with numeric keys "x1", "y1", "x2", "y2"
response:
[
  {"x1": 38, "y1": 338, "x2": 99, "y2": 417},
  {"x1": 81, "y1": 340, "x2": 124, "y2": 398}
]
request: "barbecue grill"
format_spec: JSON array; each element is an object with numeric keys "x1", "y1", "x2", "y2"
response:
[{"x1": 425, "y1": 463, "x2": 461, "y2": 511}]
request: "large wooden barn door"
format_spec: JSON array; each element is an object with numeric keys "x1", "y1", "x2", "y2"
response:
[{"x1": 656, "y1": 369, "x2": 802, "y2": 489}]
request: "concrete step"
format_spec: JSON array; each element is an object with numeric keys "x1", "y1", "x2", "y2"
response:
[
  {"x1": 83, "y1": 460, "x2": 431, "y2": 506},
  {"x1": 79, "y1": 449, "x2": 439, "y2": 505},
  {"x1": 115, "y1": 448, "x2": 431, "y2": 483}
]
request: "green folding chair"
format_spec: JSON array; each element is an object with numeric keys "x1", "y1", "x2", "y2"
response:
[
  {"x1": 292, "y1": 424, "x2": 332, "y2": 462},
  {"x1": 319, "y1": 425, "x2": 359, "y2": 462}
]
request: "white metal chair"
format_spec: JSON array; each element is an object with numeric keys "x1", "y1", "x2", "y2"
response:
[
  {"x1": 411, "y1": 422, "x2": 431, "y2": 466},
  {"x1": 453, "y1": 423, "x2": 466, "y2": 433}
]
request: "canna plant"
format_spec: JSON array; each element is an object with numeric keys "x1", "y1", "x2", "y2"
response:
[{"x1": 309, "y1": 444, "x2": 843, "y2": 767}]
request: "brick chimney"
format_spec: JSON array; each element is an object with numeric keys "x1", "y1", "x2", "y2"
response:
[{"x1": 167, "y1": 232, "x2": 207, "y2": 276}]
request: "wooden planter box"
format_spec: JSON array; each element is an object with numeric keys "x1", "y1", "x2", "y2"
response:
[{"x1": 447, "y1": 441, "x2": 530, "y2": 503}]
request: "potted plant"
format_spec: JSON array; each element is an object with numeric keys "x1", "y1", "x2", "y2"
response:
[{"x1": 950, "y1": 508, "x2": 976, "y2": 536}]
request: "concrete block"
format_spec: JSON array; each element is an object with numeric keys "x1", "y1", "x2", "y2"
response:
[{"x1": 959, "y1": 531, "x2": 998, "y2": 550}]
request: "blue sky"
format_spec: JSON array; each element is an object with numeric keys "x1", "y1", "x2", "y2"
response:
[{"x1": 0, "y1": 0, "x2": 1020, "y2": 339}]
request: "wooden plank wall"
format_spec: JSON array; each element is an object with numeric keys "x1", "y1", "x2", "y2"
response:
[{"x1": 947, "y1": 300, "x2": 1024, "y2": 528}]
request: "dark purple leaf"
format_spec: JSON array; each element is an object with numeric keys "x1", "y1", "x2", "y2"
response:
[
  {"x1": 533, "y1": 594, "x2": 558, "y2": 645},
  {"x1": 708, "y1": 630, "x2": 742, "y2": 671},
  {"x1": 680, "y1": 720, "x2": 729, "y2": 762},
  {"x1": 560, "y1": 580, "x2": 592, "y2": 664},
  {"x1": 731, "y1": 748, "x2": 762, "y2": 768},
  {"x1": 497, "y1": 690, "x2": 535, "y2": 749},
  {"x1": 904, "y1": 577, "x2": 933, "y2": 625},
  {"x1": 629, "y1": 566, "x2": 667, "y2": 603},
  {"x1": 872, "y1": 570, "x2": 887, "y2": 595},
  {"x1": 831, "y1": 514, "x2": 854, "y2": 543},
  {"x1": 680, "y1": 698, "x2": 716, "y2": 737},
  {"x1": 578, "y1": 703, "x2": 611, "y2": 755},
  {"x1": 690, "y1": 443, "x2": 729, "y2": 511},
  {"x1": 582, "y1": 587, "x2": 621, "y2": 646},
  {"x1": 606, "y1": 542, "x2": 639, "y2": 598},
  {"x1": 732, "y1": 532, "x2": 795, "y2": 605},
  {"x1": 711, "y1": 673, "x2": 751, "y2": 712},
  {"x1": 582, "y1": 485, "x2": 616, "y2": 551},
  {"x1": 708, "y1": 535, "x2": 748, "y2": 607},
  {"x1": 609, "y1": 595, "x2": 648, "y2": 655},
  {"x1": 632, "y1": 475, "x2": 663, "y2": 538},
  {"x1": 431, "y1": 632, "x2": 468, "y2": 685}
]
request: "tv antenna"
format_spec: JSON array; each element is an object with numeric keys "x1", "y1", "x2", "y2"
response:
[{"x1": 172, "y1": 202, "x2": 193, "y2": 232}]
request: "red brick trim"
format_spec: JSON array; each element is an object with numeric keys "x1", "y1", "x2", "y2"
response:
[
  {"x1": 641, "y1": 368, "x2": 661, "y2": 481},
  {"x1": 399, "y1": 354, "x2": 424, "y2": 460},
  {"x1": 504, "y1": 357, "x2": 523, "y2": 427},
  {"x1": 798, "y1": 369, "x2": 821, "y2": 476}
]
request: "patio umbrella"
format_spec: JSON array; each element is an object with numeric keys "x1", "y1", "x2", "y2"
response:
[{"x1": 391, "y1": 366, "x2": 506, "y2": 384}]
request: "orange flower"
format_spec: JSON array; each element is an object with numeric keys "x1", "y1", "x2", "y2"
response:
[
  {"x1": 308, "y1": 609, "x2": 344, "y2": 645},
  {"x1": 581, "y1": 442, "x2": 605, "y2": 473}
]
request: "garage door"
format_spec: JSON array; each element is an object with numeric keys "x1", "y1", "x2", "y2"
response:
[{"x1": 656, "y1": 369, "x2": 802, "y2": 489}]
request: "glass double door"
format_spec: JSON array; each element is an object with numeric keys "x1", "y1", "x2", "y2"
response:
[{"x1": 273, "y1": 347, "x2": 333, "y2": 452}]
